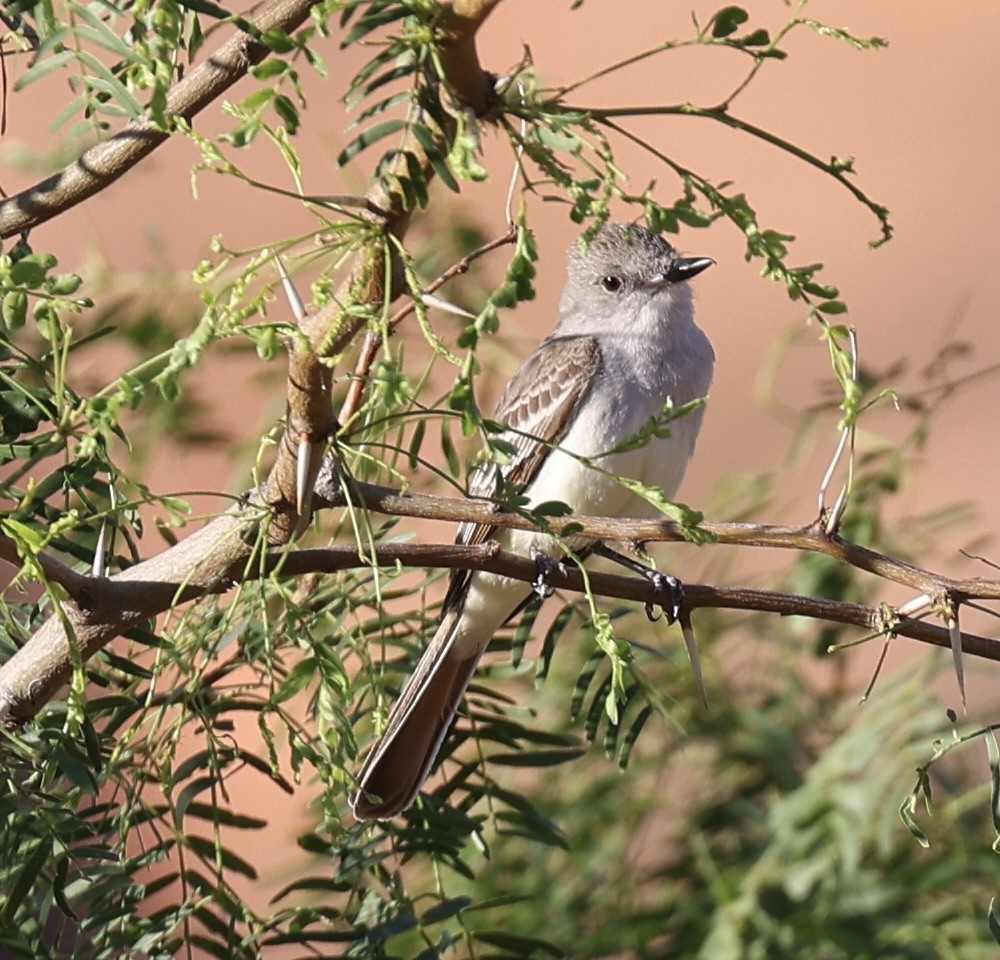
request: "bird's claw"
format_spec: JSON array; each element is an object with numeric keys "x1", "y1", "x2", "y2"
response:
[
  {"x1": 644, "y1": 571, "x2": 684, "y2": 624},
  {"x1": 530, "y1": 547, "x2": 566, "y2": 600}
]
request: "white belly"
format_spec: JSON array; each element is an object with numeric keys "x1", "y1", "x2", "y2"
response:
[
  {"x1": 453, "y1": 404, "x2": 704, "y2": 652},
  {"x1": 450, "y1": 324, "x2": 713, "y2": 656}
]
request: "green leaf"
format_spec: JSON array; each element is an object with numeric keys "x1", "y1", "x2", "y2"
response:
[
  {"x1": 420, "y1": 896, "x2": 473, "y2": 925},
  {"x1": 475, "y1": 930, "x2": 564, "y2": 957},
  {"x1": 537, "y1": 604, "x2": 575, "y2": 683},
  {"x1": 10, "y1": 253, "x2": 56, "y2": 288},
  {"x1": 740, "y1": 28, "x2": 771, "y2": 46},
  {"x1": 988, "y1": 728, "x2": 1000, "y2": 837},
  {"x1": 2, "y1": 290, "x2": 28, "y2": 329},
  {"x1": 440, "y1": 421, "x2": 460, "y2": 476},
  {"x1": 175, "y1": 0, "x2": 232, "y2": 18},
  {"x1": 490, "y1": 747, "x2": 586, "y2": 767},
  {"x1": 272, "y1": 93, "x2": 300, "y2": 133},
  {"x1": 14, "y1": 49, "x2": 77, "y2": 90},
  {"x1": 532, "y1": 500, "x2": 573, "y2": 517},
  {"x1": 818, "y1": 300, "x2": 848, "y2": 314},
  {"x1": 72, "y1": 5, "x2": 143, "y2": 63},
  {"x1": 537, "y1": 126, "x2": 581, "y2": 154},
  {"x1": 337, "y1": 119, "x2": 406, "y2": 166},
  {"x1": 618, "y1": 704, "x2": 652, "y2": 769},
  {"x1": 48, "y1": 272, "x2": 82, "y2": 295},
  {"x1": 1, "y1": 839, "x2": 52, "y2": 923},
  {"x1": 711, "y1": 5, "x2": 749, "y2": 38},
  {"x1": 342, "y1": 5, "x2": 413, "y2": 47},
  {"x1": 261, "y1": 28, "x2": 296, "y2": 54},
  {"x1": 989, "y1": 898, "x2": 1000, "y2": 947},
  {"x1": 410, "y1": 122, "x2": 459, "y2": 193},
  {"x1": 251, "y1": 58, "x2": 288, "y2": 80}
]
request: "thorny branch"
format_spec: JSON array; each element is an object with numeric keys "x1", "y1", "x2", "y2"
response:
[{"x1": 2, "y1": 470, "x2": 1000, "y2": 725}]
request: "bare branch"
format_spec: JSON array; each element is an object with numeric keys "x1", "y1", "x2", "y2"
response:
[
  {"x1": 248, "y1": 544, "x2": 1000, "y2": 662},
  {"x1": 436, "y1": 0, "x2": 505, "y2": 114},
  {"x1": 317, "y1": 477, "x2": 1000, "y2": 602}
]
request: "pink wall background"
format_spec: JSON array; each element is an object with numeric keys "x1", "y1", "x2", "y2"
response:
[{"x1": 3, "y1": 0, "x2": 1000, "y2": 924}]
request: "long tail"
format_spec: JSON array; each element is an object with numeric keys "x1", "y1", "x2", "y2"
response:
[{"x1": 351, "y1": 612, "x2": 481, "y2": 820}]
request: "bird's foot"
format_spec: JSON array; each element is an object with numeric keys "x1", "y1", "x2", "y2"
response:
[
  {"x1": 592, "y1": 543, "x2": 684, "y2": 624},
  {"x1": 642, "y1": 570, "x2": 684, "y2": 625},
  {"x1": 530, "y1": 546, "x2": 567, "y2": 600}
]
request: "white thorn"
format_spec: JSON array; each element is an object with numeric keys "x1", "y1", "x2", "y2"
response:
[
  {"x1": 818, "y1": 426, "x2": 850, "y2": 517},
  {"x1": 275, "y1": 255, "x2": 306, "y2": 322},
  {"x1": 681, "y1": 619, "x2": 708, "y2": 711},
  {"x1": 946, "y1": 614, "x2": 967, "y2": 711},
  {"x1": 296, "y1": 438, "x2": 324, "y2": 517},
  {"x1": 422, "y1": 291, "x2": 477, "y2": 320},
  {"x1": 825, "y1": 483, "x2": 848, "y2": 535},
  {"x1": 296, "y1": 438, "x2": 312, "y2": 515},
  {"x1": 896, "y1": 593, "x2": 933, "y2": 619},
  {"x1": 504, "y1": 81, "x2": 528, "y2": 227},
  {"x1": 92, "y1": 519, "x2": 108, "y2": 579}
]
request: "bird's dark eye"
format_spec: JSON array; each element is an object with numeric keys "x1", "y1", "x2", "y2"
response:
[{"x1": 600, "y1": 275, "x2": 623, "y2": 293}]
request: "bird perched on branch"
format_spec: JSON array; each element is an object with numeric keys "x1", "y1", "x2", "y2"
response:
[{"x1": 352, "y1": 221, "x2": 715, "y2": 819}]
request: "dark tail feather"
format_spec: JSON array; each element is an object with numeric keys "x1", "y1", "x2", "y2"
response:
[{"x1": 352, "y1": 617, "x2": 480, "y2": 820}]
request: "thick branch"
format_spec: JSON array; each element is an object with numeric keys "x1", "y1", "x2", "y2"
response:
[
  {"x1": 0, "y1": 0, "x2": 319, "y2": 239},
  {"x1": 437, "y1": 0, "x2": 504, "y2": 114},
  {"x1": 0, "y1": 509, "x2": 261, "y2": 723}
]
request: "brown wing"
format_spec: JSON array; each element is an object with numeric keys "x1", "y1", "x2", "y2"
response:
[{"x1": 442, "y1": 335, "x2": 601, "y2": 609}]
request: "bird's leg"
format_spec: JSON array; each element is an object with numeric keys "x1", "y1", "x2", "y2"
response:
[
  {"x1": 592, "y1": 542, "x2": 684, "y2": 624},
  {"x1": 529, "y1": 546, "x2": 567, "y2": 600}
]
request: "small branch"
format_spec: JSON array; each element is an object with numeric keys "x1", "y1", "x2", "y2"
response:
[
  {"x1": 0, "y1": 0, "x2": 320, "y2": 239},
  {"x1": 0, "y1": 532, "x2": 91, "y2": 602},
  {"x1": 580, "y1": 103, "x2": 891, "y2": 240},
  {"x1": 238, "y1": 544, "x2": 991, "y2": 661},
  {"x1": 261, "y1": 543, "x2": 1000, "y2": 663},
  {"x1": 316, "y1": 477, "x2": 1000, "y2": 602},
  {"x1": 339, "y1": 224, "x2": 518, "y2": 426}
]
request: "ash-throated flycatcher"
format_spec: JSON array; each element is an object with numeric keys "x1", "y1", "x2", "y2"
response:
[{"x1": 352, "y1": 222, "x2": 715, "y2": 819}]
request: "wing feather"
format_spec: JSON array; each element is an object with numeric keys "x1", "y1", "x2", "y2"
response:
[{"x1": 442, "y1": 335, "x2": 600, "y2": 609}]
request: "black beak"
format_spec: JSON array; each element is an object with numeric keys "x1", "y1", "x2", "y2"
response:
[{"x1": 665, "y1": 256, "x2": 715, "y2": 283}]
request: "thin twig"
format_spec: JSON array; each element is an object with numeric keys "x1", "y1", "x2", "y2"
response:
[
  {"x1": 315, "y1": 478, "x2": 1000, "y2": 602},
  {"x1": 0, "y1": 532, "x2": 91, "y2": 602},
  {"x1": 338, "y1": 225, "x2": 518, "y2": 426}
]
